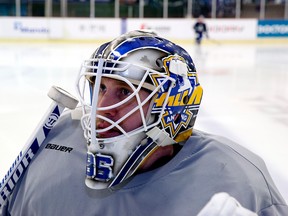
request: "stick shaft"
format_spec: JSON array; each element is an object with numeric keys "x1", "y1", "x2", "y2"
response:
[{"x1": 0, "y1": 102, "x2": 65, "y2": 209}]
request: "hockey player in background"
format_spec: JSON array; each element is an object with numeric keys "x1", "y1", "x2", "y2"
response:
[
  {"x1": 2, "y1": 30, "x2": 287, "y2": 216},
  {"x1": 193, "y1": 15, "x2": 209, "y2": 45}
]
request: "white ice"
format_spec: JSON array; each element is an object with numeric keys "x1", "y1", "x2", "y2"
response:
[{"x1": 0, "y1": 41, "x2": 287, "y2": 203}]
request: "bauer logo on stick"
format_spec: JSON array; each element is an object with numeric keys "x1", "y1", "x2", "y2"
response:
[{"x1": 0, "y1": 86, "x2": 78, "y2": 211}]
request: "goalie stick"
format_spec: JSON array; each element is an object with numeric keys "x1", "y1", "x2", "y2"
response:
[{"x1": 0, "y1": 86, "x2": 78, "y2": 210}]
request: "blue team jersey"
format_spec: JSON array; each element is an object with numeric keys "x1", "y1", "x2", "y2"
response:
[{"x1": 2, "y1": 110, "x2": 288, "y2": 216}]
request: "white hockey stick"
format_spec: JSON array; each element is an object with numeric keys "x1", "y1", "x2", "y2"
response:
[{"x1": 0, "y1": 86, "x2": 78, "y2": 209}]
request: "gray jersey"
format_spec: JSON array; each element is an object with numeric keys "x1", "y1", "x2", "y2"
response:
[{"x1": 3, "y1": 110, "x2": 288, "y2": 216}]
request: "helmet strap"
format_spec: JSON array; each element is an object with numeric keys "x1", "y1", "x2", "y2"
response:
[{"x1": 146, "y1": 127, "x2": 176, "y2": 146}]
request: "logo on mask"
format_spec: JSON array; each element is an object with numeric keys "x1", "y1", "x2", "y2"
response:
[{"x1": 150, "y1": 55, "x2": 202, "y2": 138}]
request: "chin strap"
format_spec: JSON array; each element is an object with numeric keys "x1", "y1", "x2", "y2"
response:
[{"x1": 146, "y1": 127, "x2": 176, "y2": 146}]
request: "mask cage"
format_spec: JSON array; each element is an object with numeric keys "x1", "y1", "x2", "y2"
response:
[{"x1": 76, "y1": 57, "x2": 176, "y2": 149}]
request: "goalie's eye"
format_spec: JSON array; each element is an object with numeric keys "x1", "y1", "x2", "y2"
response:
[
  {"x1": 98, "y1": 78, "x2": 134, "y2": 103},
  {"x1": 99, "y1": 83, "x2": 106, "y2": 94},
  {"x1": 120, "y1": 87, "x2": 132, "y2": 98}
]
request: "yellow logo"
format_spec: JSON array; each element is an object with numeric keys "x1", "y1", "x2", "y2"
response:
[{"x1": 150, "y1": 55, "x2": 203, "y2": 137}]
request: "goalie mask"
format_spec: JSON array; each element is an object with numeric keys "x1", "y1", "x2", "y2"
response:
[{"x1": 76, "y1": 30, "x2": 203, "y2": 189}]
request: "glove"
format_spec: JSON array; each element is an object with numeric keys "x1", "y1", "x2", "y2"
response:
[{"x1": 197, "y1": 192, "x2": 257, "y2": 216}]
